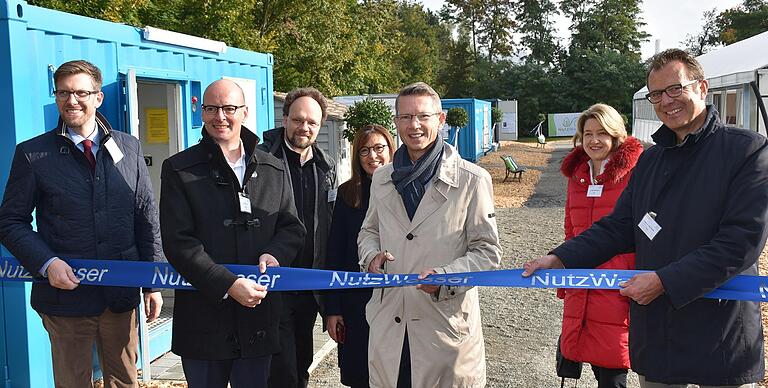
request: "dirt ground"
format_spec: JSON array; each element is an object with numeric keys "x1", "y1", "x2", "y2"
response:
[{"x1": 476, "y1": 140, "x2": 551, "y2": 208}]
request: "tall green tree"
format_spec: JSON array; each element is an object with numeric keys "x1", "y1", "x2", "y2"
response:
[
  {"x1": 717, "y1": 0, "x2": 768, "y2": 45},
  {"x1": 562, "y1": 0, "x2": 648, "y2": 60},
  {"x1": 477, "y1": 0, "x2": 515, "y2": 62},
  {"x1": 515, "y1": 0, "x2": 561, "y2": 66},
  {"x1": 440, "y1": 0, "x2": 485, "y2": 60},
  {"x1": 682, "y1": 8, "x2": 720, "y2": 55},
  {"x1": 393, "y1": 3, "x2": 451, "y2": 87},
  {"x1": 437, "y1": 30, "x2": 476, "y2": 98},
  {"x1": 560, "y1": 48, "x2": 645, "y2": 119}
]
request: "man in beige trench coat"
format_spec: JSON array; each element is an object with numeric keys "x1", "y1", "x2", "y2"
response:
[{"x1": 358, "y1": 82, "x2": 502, "y2": 388}]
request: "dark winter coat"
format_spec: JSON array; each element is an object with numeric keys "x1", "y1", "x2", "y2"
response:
[
  {"x1": 324, "y1": 178, "x2": 372, "y2": 387},
  {"x1": 258, "y1": 127, "x2": 335, "y2": 272},
  {"x1": 552, "y1": 107, "x2": 768, "y2": 385},
  {"x1": 160, "y1": 127, "x2": 305, "y2": 360},
  {"x1": 558, "y1": 136, "x2": 642, "y2": 369},
  {"x1": 0, "y1": 112, "x2": 163, "y2": 316}
]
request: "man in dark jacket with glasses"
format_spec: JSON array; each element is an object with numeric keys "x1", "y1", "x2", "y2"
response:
[{"x1": 525, "y1": 49, "x2": 768, "y2": 387}]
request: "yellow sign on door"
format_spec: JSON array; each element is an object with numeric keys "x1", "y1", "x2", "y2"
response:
[{"x1": 145, "y1": 108, "x2": 169, "y2": 144}]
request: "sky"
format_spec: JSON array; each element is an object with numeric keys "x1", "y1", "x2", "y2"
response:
[{"x1": 418, "y1": 0, "x2": 743, "y2": 59}]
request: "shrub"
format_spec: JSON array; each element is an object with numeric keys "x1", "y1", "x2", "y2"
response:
[
  {"x1": 342, "y1": 98, "x2": 395, "y2": 142},
  {"x1": 491, "y1": 107, "x2": 503, "y2": 125},
  {"x1": 445, "y1": 107, "x2": 469, "y2": 129}
]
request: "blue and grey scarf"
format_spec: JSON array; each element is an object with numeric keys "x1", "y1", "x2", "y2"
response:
[{"x1": 391, "y1": 136, "x2": 446, "y2": 220}]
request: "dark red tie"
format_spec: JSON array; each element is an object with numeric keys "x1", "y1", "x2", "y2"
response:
[{"x1": 82, "y1": 139, "x2": 96, "y2": 173}]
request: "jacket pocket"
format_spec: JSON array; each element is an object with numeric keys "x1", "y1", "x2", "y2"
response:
[
  {"x1": 435, "y1": 296, "x2": 469, "y2": 340},
  {"x1": 119, "y1": 246, "x2": 140, "y2": 261}
]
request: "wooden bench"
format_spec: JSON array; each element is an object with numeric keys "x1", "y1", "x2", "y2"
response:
[{"x1": 501, "y1": 155, "x2": 525, "y2": 182}]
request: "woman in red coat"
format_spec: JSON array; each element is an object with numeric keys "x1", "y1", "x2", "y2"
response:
[{"x1": 558, "y1": 103, "x2": 643, "y2": 388}]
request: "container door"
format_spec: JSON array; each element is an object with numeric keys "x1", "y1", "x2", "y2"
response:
[
  {"x1": 126, "y1": 69, "x2": 140, "y2": 138},
  {"x1": 122, "y1": 72, "x2": 182, "y2": 377}
]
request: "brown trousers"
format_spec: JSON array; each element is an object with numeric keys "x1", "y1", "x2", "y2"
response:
[{"x1": 40, "y1": 309, "x2": 139, "y2": 388}]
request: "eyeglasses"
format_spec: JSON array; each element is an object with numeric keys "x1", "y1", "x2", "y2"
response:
[
  {"x1": 359, "y1": 144, "x2": 388, "y2": 157},
  {"x1": 290, "y1": 118, "x2": 320, "y2": 130},
  {"x1": 645, "y1": 79, "x2": 700, "y2": 104},
  {"x1": 54, "y1": 90, "x2": 100, "y2": 102},
  {"x1": 201, "y1": 105, "x2": 246, "y2": 116},
  {"x1": 394, "y1": 112, "x2": 439, "y2": 123}
]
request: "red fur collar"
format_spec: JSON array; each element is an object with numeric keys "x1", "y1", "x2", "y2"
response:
[{"x1": 560, "y1": 136, "x2": 643, "y2": 183}]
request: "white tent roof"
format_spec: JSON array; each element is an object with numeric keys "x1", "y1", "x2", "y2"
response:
[{"x1": 633, "y1": 30, "x2": 768, "y2": 100}]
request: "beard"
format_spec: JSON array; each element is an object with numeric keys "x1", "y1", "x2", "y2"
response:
[{"x1": 288, "y1": 134, "x2": 313, "y2": 149}]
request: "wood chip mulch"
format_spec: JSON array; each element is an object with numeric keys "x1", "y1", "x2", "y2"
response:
[{"x1": 476, "y1": 140, "x2": 555, "y2": 208}]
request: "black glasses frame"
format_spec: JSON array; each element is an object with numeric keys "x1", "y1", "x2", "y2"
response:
[
  {"x1": 358, "y1": 144, "x2": 388, "y2": 157},
  {"x1": 54, "y1": 90, "x2": 100, "y2": 102},
  {"x1": 394, "y1": 112, "x2": 440, "y2": 123},
  {"x1": 645, "y1": 79, "x2": 700, "y2": 104},
  {"x1": 201, "y1": 104, "x2": 246, "y2": 116}
]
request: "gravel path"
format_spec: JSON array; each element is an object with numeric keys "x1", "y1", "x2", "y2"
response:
[{"x1": 309, "y1": 144, "x2": 641, "y2": 387}]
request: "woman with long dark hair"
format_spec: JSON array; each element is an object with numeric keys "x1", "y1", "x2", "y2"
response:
[{"x1": 324, "y1": 124, "x2": 395, "y2": 388}]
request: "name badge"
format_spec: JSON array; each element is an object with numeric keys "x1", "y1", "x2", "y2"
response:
[
  {"x1": 586, "y1": 185, "x2": 603, "y2": 197},
  {"x1": 103, "y1": 138, "x2": 124, "y2": 164},
  {"x1": 239, "y1": 193, "x2": 251, "y2": 214},
  {"x1": 639, "y1": 212, "x2": 661, "y2": 241},
  {"x1": 328, "y1": 188, "x2": 337, "y2": 202}
]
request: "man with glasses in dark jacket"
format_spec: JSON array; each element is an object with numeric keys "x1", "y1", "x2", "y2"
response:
[
  {"x1": 160, "y1": 79, "x2": 305, "y2": 388},
  {"x1": 0, "y1": 59, "x2": 163, "y2": 388},
  {"x1": 260, "y1": 87, "x2": 336, "y2": 388},
  {"x1": 524, "y1": 49, "x2": 768, "y2": 387}
]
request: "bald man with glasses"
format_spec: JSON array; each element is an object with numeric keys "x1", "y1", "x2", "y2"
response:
[{"x1": 160, "y1": 79, "x2": 305, "y2": 388}]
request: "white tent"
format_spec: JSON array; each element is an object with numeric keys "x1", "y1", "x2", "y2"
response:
[{"x1": 632, "y1": 31, "x2": 768, "y2": 142}]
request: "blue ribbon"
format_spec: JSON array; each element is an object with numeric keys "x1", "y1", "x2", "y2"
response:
[{"x1": 1, "y1": 257, "x2": 767, "y2": 302}]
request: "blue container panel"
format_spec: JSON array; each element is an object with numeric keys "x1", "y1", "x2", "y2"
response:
[
  {"x1": 442, "y1": 100, "x2": 478, "y2": 162},
  {"x1": 1, "y1": 2, "x2": 276, "y2": 386},
  {"x1": 118, "y1": 44, "x2": 186, "y2": 74},
  {"x1": 473, "y1": 100, "x2": 492, "y2": 161}
]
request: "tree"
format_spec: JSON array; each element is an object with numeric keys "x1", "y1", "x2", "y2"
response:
[
  {"x1": 682, "y1": 8, "x2": 720, "y2": 55},
  {"x1": 437, "y1": 30, "x2": 476, "y2": 98},
  {"x1": 393, "y1": 3, "x2": 451, "y2": 87},
  {"x1": 559, "y1": 48, "x2": 645, "y2": 118},
  {"x1": 717, "y1": 0, "x2": 768, "y2": 45},
  {"x1": 441, "y1": 0, "x2": 516, "y2": 63},
  {"x1": 682, "y1": 1, "x2": 767, "y2": 55},
  {"x1": 342, "y1": 98, "x2": 395, "y2": 142},
  {"x1": 491, "y1": 107, "x2": 503, "y2": 126},
  {"x1": 562, "y1": 0, "x2": 648, "y2": 61},
  {"x1": 477, "y1": 0, "x2": 515, "y2": 62},
  {"x1": 445, "y1": 107, "x2": 468, "y2": 145},
  {"x1": 446, "y1": 107, "x2": 469, "y2": 129},
  {"x1": 515, "y1": 0, "x2": 561, "y2": 66},
  {"x1": 441, "y1": 0, "x2": 485, "y2": 60}
]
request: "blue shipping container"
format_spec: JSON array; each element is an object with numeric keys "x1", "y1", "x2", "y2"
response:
[
  {"x1": 0, "y1": 1, "x2": 275, "y2": 386},
  {"x1": 441, "y1": 98, "x2": 493, "y2": 162}
]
